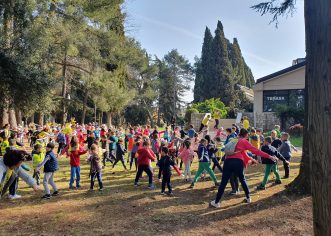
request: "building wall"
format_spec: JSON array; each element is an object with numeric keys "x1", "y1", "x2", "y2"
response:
[{"x1": 253, "y1": 66, "x2": 305, "y2": 130}]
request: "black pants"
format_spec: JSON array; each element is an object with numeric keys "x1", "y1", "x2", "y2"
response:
[
  {"x1": 103, "y1": 151, "x2": 112, "y2": 166},
  {"x1": 198, "y1": 123, "x2": 205, "y2": 132},
  {"x1": 9, "y1": 177, "x2": 18, "y2": 195},
  {"x1": 90, "y1": 172, "x2": 103, "y2": 189},
  {"x1": 57, "y1": 142, "x2": 66, "y2": 154},
  {"x1": 130, "y1": 152, "x2": 137, "y2": 170},
  {"x1": 214, "y1": 119, "x2": 219, "y2": 129},
  {"x1": 215, "y1": 159, "x2": 250, "y2": 203},
  {"x1": 33, "y1": 170, "x2": 41, "y2": 185},
  {"x1": 212, "y1": 158, "x2": 223, "y2": 173},
  {"x1": 230, "y1": 174, "x2": 239, "y2": 191},
  {"x1": 109, "y1": 149, "x2": 116, "y2": 162},
  {"x1": 283, "y1": 158, "x2": 290, "y2": 178},
  {"x1": 135, "y1": 165, "x2": 153, "y2": 185},
  {"x1": 162, "y1": 173, "x2": 172, "y2": 193},
  {"x1": 112, "y1": 156, "x2": 127, "y2": 170}
]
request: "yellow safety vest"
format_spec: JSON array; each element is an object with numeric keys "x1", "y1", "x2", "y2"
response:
[
  {"x1": 0, "y1": 168, "x2": 13, "y2": 193},
  {"x1": 0, "y1": 140, "x2": 9, "y2": 156},
  {"x1": 32, "y1": 152, "x2": 44, "y2": 168}
]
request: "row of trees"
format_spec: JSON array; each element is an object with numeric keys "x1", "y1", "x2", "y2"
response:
[
  {"x1": 194, "y1": 21, "x2": 254, "y2": 109},
  {"x1": 0, "y1": 0, "x2": 193, "y2": 128}
]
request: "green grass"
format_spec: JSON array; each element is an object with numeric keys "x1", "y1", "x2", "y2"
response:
[{"x1": 290, "y1": 135, "x2": 303, "y2": 147}]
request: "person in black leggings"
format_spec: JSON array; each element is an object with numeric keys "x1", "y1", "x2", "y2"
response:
[{"x1": 210, "y1": 129, "x2": 276, "y2": 208}]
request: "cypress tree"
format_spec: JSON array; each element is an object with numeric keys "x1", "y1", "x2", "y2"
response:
[
  {"x1": 228, "y1": 38, "x2": 255, "y2": 88},
  {"x1": 210, "y1": 21, "x2": 236, "y2": 106},
  {"x1": 193, "y1": 21, "x2": 255, "y2": 105},
  {"x1": 193, "y1": 27, "x2": 213, "y2": 102}
]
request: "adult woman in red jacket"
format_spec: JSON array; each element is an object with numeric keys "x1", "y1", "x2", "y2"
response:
[{"x1": 210, "y1": 128, "x2": 277, "y2": 208}]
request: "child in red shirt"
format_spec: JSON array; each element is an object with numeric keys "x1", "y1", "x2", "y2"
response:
[
  {"x1": 134, "y1": 141, "x2": 156, "y2": 189},
  {"x1": 68, "y1": 144, "x2": 88, "y2": 189}
]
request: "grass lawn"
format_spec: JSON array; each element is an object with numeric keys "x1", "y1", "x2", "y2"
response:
[
  {"x1": 290, "y1": 136, "x2": 303, "y2": 147},
  {"x1": 0, "y1": 151, "x2": 312, "y2": 235}
]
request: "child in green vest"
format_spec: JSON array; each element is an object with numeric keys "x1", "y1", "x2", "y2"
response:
[{"x1": 32, "y1": 144, "x2": 44, "y2": 185}]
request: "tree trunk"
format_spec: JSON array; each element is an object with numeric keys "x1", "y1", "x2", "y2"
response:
[
  {"x1": 15, "y1": 110, "x2": 22, "y2": 126},
  {"x1": 81, "y1": 90, "x2": 88, "y2": 124},
  {"x1": 8, "y1": 108, "x2": 17, "y2": 129},
  {"x1": 28, "y1": 113, "x2": 35, "y2": 124},
  {"x1": 305, "y1": 0, "x2": 331, "y2": 234},
  {"x1": 106, "y1": 111, "x2": 112, "y2": 128},
  {"x1": 287, "y1": 52, "x2": 311, "y2": 194},
  {"x1": 1, "y1": 108, "x2": 8, "y2": 127},
  {"x1": 38, "y1": 113, "x2": 44, "y2": 127},
  {"x1": 61, "y1": 52, "x2": 68, "y2": 125}
]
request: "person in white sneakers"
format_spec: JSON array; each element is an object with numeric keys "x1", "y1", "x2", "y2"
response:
[
  {"x1": 210, "y1": 129, "x2": 277, "y2": 208},
  {"x1": 0, "y1": 150, "x2": 38, "y2": 200}
]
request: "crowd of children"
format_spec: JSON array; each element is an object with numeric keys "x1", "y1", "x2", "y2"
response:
[{"x1": 0, "y1": 119, "x2": 298, "y2": 206}]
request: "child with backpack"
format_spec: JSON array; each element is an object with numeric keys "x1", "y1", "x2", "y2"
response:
[
  {"x1": 35, "y1": 143, "x2": 59, "y2": 199},
  {"x1": 256, "y1": 136, "x2": 289, "y2": 190}
]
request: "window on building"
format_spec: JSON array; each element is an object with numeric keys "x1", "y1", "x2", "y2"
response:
[{"x1": 263, "y1": 89, "x2": 305, "y2": 112}]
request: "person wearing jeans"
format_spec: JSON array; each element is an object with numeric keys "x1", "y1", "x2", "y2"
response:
[
  {"x1": 210, "y1": 129, "x2": 277, "y2": 208},
  {"x1": 70, "y1": 167, "x2": 81, "y2": 188},
  {"x1": 90, "y1": 171, "x2": 103, "y2": 190},
  {"x1": 88, "y1": 144, "x2": 103, "y2": 191},
  {"x1": 67, "y1": 145, "x2": 88, "y2": 189}
]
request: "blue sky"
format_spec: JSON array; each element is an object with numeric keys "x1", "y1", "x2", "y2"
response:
[{"x1": 123, "y1": 0, "x2": 305, "y2": 101}]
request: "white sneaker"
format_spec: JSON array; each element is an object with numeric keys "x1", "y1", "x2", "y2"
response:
[
  {"x1": 244, "y1": 197, "x2": 252, "y2": 203},
  {"x1": 210, "y1": 200, "x2": 220, "y2": 208},
  {"x1": 9, "y1": 194, "x2": 22, "y2": 200}
]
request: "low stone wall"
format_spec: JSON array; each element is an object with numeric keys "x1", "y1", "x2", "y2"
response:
[{"x1": 255, "y1": 112, "x2": 280, "y2": 131}]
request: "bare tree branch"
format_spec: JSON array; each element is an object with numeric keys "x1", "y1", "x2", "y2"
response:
[{"x1": 251, "y1": 0, "x2": 297, "y2": 27}]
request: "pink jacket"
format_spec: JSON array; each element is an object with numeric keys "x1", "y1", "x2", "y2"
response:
[
  {"x1": 179, "y1": 146, "x2": 194, "y2": 163},
  {"x1": 226, "y1": 138, "x2": 270, "y2": 162}
]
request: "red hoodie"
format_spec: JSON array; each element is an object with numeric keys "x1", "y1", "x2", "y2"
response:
[
  {"x1": 68, "y1": 150, "x2": 88, "y2": 167},
  {"x1": 136, "y1": 148, "x2": 155, "y2": 166},
  {"x1": 226, "y1": 138, "x2": 270, "y2": 163}
]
